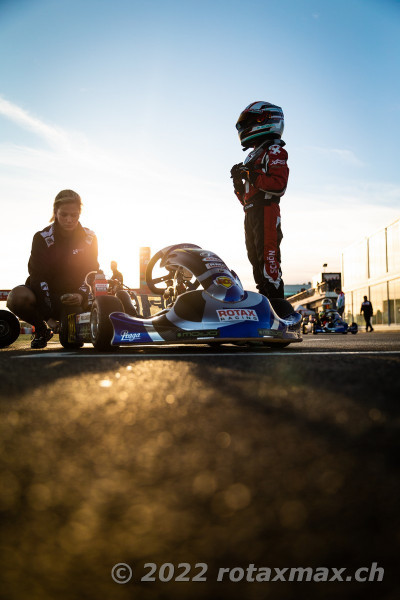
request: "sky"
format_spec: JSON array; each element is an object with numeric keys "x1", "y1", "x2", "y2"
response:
[{"x1": 1, "y1": 0, "x2": 400, "y2": 293}]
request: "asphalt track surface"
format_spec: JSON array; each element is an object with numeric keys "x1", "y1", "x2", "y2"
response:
[{"x1": 1, "y1": 331, "x2": 400, "y2": 600}]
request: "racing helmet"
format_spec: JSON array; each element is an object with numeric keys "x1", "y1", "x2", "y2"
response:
[
  {"x1": 322, "y1": 298, "x2": 333, "y2": 310},
  {"x1": 236, "y1": 101, "x2": 284, "y2": 148}
]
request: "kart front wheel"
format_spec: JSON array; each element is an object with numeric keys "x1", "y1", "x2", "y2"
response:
[
  {"x1": 90, "y1": 296, "x2": 124, "y2": 351},
  {"x1": 0, "y1": 310, "x2": 20, "y2": 348}
]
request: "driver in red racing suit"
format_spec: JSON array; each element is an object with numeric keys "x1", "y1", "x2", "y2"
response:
[{"x1": 231, "y1": 101, "x2": 289, "y2": 299}]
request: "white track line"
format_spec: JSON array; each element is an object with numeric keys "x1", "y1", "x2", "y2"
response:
[{"x1": 11, "y1": 350, "x2": 400, "y2": 359}]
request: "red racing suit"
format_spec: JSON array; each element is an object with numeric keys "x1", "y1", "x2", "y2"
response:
[{"x1": 232, "y1": 139, "x2": 289, "y2": 299}]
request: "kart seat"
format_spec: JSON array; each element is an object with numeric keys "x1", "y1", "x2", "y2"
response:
[
  {"x1": 172, "y1": 291, "x2": 206, "y2": 322},
  {"x1": 269, "y1": 298, "x2": 297, "y2": 319}
]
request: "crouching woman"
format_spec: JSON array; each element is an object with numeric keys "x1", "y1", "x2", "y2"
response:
[{"x1": 7, "y1": 189, "x2": 99, "y2": 348}]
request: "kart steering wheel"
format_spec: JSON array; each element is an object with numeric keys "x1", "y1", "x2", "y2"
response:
[{"x1": 145, "y1": 248, "x2": 200, "y2": 295}]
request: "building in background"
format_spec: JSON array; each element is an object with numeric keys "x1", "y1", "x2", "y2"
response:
[
  {"x1": 284, "y1": 283, "x2": 311, "y2": 300},
  {"x1": 341, "y1": 217, "x2": 400, "y2": 327},
  {"x1": 139, "y1": 246, "x2": 151, "y2": 291},
  {"x1": 286, "y1": 272, "x2": 341, "y2": 313}
]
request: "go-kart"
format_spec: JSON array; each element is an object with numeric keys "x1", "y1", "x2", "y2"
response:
[
  {"x1": 58, "y1": 243, "x2": 302, "y2": 350},
  {"x1": 313, "y1": 310, "x2": 358, "y2": 335},
  {"x1": 1, "y1": 243, "x2": 303, "y2": 351}
]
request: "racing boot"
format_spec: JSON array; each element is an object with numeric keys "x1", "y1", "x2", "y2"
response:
[{"x1": 31, "y1": 321, "x2": 53, "y2": 349}]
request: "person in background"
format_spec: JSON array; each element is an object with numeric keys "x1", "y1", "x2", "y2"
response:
[
  {"x1": 360, "y1": 296, "x2": 374, "y2": 332},
  {"x1": 110, "y1": 260, "x2": 123, "y2": 284},
  {"x1": 7, "y1": 189, "x2": 99, "y2": 348},
  {"x1": 335, "y1": 287, "x2": 345, "y2": 318}
]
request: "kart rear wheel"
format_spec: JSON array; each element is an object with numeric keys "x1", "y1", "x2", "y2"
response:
[
  {"x1": 90, "y1": 296, "x2": 123, "y2": 351},
  {"x1": 0, "y1": 310, "x2": 20, "y2": 348}
]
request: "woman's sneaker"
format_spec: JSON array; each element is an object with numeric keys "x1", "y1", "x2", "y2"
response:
[{"x1": 31, "y1": 323, "x2": 53, "y2": 349}]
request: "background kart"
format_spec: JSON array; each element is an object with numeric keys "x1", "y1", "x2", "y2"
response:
[{"x1": 313, "y1": 310, "x2": 358, "y2": 335}]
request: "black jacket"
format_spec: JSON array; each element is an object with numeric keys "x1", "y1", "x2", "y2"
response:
[
  {"x1": 26, "y1": 221, "x2": 99, "y2": 315},
  {"x1": 360, "y1": 300, "x2": 373, "y2": 317}
]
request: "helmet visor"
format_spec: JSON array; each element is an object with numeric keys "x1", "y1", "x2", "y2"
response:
[{"x1": 236, "y1": 111, "x2": 272, "y2": 133}]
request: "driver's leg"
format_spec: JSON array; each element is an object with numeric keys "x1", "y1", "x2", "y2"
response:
[
  {"x1": 7, "y1": 285, "x2": 53, "y2": 348},
  {"x1": 249, "y1": 203, "x2": 284, "y2": 299},
  {"x1": 7, "y1": 286, "x2": 44, "y2": 326},
  {"x1": 245, "y1": 211, "x2": 263, "y2": 289}
]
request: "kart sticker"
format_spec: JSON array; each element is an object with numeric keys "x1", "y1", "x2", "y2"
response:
[
  {"x1": 202, "y1": 257, "x2": 225, "y2": 263},
  {"x1": 217, "y1": 309, "x2": 259, "y2": 322},
  {"x1": 215, "y1": 276, "x2": 234, "y2": 288},
  {"x1": 120, "y1": 331, "x2": 142, "y2": 341},
  {"x1": 67, "y1": 313, "x2": 77, "y2": 343},
  {"x1": 76, "y1": 313, "x2": 90, "y2": 324},
  {"x1": 258, "y1": 328, "x2": 279, "y2": 337},
  {"x1": 176, "y1": 329, "x2": 219, "y2": 340}
]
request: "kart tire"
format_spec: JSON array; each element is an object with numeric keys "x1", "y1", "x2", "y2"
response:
[
  {"x1": 59, "y1": 312, "x2": 85, "y2": 349},
  {"x1": 115, "y1": 290, "x2": 139, "y2": 317},
  {"x1": 0, "y1": 310, "x2": 20, "y2": 348},
  {"x1": 90, "y1": 295, "x2": 124, "y2": 351}
]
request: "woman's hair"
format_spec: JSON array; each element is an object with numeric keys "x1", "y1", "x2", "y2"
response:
[{"x1": 50, "y1": 189, "x2": 82, "y2": 222}]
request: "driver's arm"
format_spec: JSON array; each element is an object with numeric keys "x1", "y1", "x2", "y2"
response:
[
  {"x1": 250, "y1": 146, "x2": 289, "y2": 198},
  {"x1": 230, "y1": 163, "x2": 245, "y2": 204},
  {"x1": 27, "y1": 233, "x2": 53, "y2": 314}
]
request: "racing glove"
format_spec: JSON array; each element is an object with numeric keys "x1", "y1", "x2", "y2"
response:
[
  {"x1": 230, "y1": 163, "x2": 246, "y2": 200},
  {"x1": 230, "y1": 163, "x2": 246, "y2": 180},
  {"x1": 231, "y1": 162, "x2": 261, "y2": 185}
]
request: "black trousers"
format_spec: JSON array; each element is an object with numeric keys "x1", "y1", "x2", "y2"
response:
[{"x1": 364, "y1": 314, "x2": 373, "y2": 331}]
